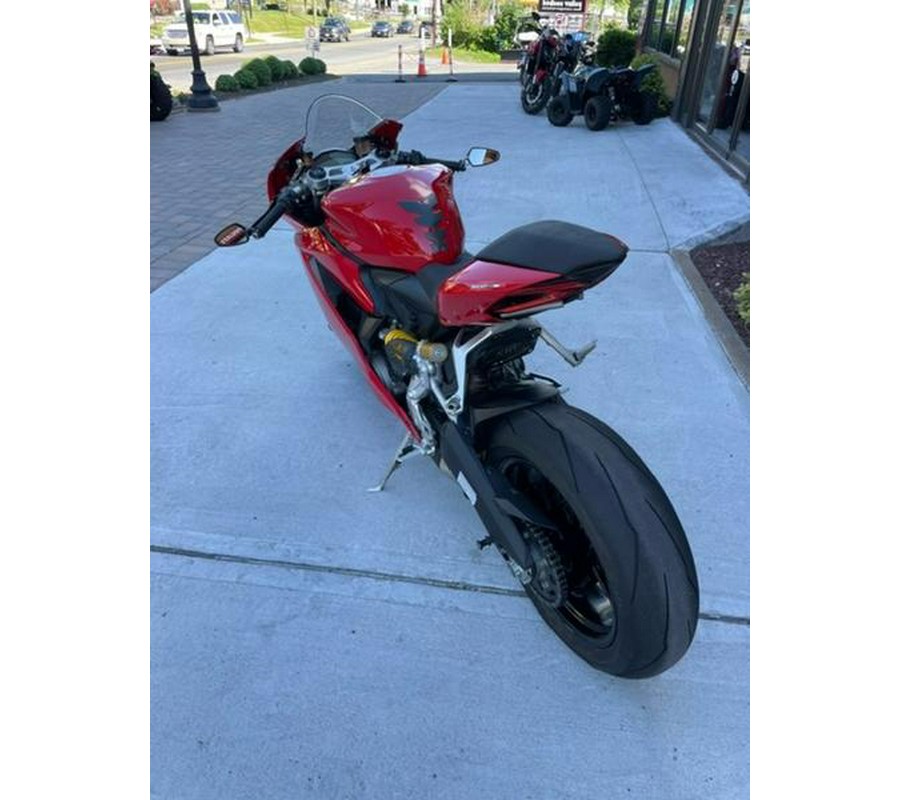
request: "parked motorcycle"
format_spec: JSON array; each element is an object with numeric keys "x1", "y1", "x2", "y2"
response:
[
  {"x1": 519, "y1": 13, "x2": 564, "y2": 115},
  {"x1": 548, "y1": 62, "x2": 658, "y2": 131},
  {"x1": 214, "y1": 94, "x2": 699, "y2": 678}
]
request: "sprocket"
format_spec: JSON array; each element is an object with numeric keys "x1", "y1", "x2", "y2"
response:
[{"x1": 524, "y1": 526, "x2": 568, "y2": 608}]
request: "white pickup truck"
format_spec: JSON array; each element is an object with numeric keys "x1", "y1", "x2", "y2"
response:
[{"x1": 162, "y1": 10, "x2": 247, "y2": 56}]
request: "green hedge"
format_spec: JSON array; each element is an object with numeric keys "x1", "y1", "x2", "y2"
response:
[
  {"x1": 299, "y1": 57, "x2": 326, "y2": 75},
  {"x1": 215, "y1": 73, "x2": 240, "y2": 92},
  {"x1": 244, "y1": 57, "x2": 272, "y2": 86},
  {"x1": 194, "y1": 53, "x2": 328, "y2": 98},
  {"x1": 234, "y1": 68, "x2": 259, "y2": 90},
  {"x1": 630, "y1": 53, "x2": 672, "y2": 117},
  {"x1": 264, "y1": 55, "x2": 286, "y2": 82},
  {"x1": 595, "y1": 29, "x2": 637, "y2": 68}
]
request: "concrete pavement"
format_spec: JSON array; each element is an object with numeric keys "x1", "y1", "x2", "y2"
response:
[{"x1": 151, "y1": 79, "x2": 750, "y2": 799}]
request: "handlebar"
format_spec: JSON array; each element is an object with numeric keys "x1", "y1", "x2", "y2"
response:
[
  {"x1": 249, "y1": 184, "x2": 313, "y2": 238},
  {"x1": 397, "y1": 150, "x2": 467, "y2": 172}
]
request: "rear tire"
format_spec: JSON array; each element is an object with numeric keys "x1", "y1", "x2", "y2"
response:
[
  {"x1": 484, "y1": 401, "x2": 699, "y2": 678},
  {"x1": 633, "y1": 90, "x2": 657, "y2": 125},
  {"x1": 233, "y1": 33, "x2": 244, "y2": 53},
  {"x1": 584, "y1": 95, "x2": 612, "y2": 131},
  {"x1": 547, "y1": 97, "x2": 573, "y2": 127}
]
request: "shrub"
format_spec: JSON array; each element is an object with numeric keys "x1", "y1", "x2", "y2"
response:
[
  {"x1": 215, "y1": 73, "x2": 240, "y2": 92},
  {"x1": 630, "y1": 53, "x2": 672, "y2": 117},
  {"x1": 734, "y1": 274, "x2": 750, "y2": 325},
  {"x1": 594, "y1": 28, "x2": 637, "y2": 68},
  {"x1": 234, "y1": 68, "x2": 259, "y2": 90},
  {"x1": 264, "y1": 55, "x2": 285, "y2": 82},
  {"x1": 244, "y1": 57, "x2": 272, "y2": 86},
  {"x1": 281, "y1": 59, "x2": 299, "y2": 79},
  {"x1": 439, "y1": 5, "x2": 480, "y2": 49},
  {"x1": 299, "y1": 57, "x2": 326, "y2": 75}
]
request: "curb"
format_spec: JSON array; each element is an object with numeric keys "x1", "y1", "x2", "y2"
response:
[{"x1": 669, "y1": 229, "x2": 749, "y2": 390}]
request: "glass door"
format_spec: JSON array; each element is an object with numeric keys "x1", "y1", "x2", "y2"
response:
[{"x1": 695, "y1": 0, "x2": 742, "y2": 129}]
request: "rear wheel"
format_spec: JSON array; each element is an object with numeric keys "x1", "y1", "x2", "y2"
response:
[
  {"x1": 584, "y1": 95, "x2": 612, "y2": 131},
  {"x1": 233, "y1": 33, "x2": 244, "y2": 53},
  {"x1": 484, "y1": 402, "x2": 699, "y2": 678},
  {"x1": 633, "y1": 90, "x2": 657, "y2": 125},
  {"x1": 547, "y1": 97, "x2": 573, "y2": 127}
]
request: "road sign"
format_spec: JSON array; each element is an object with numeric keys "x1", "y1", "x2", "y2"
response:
[{"x1": 538, "y1": 0, "x2": 586, "y2": 13}]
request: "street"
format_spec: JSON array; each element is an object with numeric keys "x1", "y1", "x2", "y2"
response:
[{"x1": 151, "y1": 32, "x2": 465, "y2": 91}]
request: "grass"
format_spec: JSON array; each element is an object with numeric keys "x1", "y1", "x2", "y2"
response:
[{"x1": 425, "y1": 46, "x2": 501, "y2": 64}]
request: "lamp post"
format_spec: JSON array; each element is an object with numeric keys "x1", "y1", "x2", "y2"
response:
[{"x1": 183, "y1": 0, "x2": 219, "y2": 112}]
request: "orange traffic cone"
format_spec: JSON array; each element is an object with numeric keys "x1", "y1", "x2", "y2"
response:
[
  {"x1": 441, "y1": 47, "x2": 448, "y2": 65},
  {"x1": 417, "y1": 49, "x2": 427, "y2": 77}
]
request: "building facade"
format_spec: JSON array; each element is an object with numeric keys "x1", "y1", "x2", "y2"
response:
[{"x1": 639, "y1": 0, "x2": 749, "y2": 180}]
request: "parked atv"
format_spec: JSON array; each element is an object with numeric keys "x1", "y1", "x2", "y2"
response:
[{"x1": 547, "y1": 63, "x2": 658, "y2": 131}]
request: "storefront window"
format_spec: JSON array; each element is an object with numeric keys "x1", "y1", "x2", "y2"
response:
[
  {"x1": 648, "y1": 0, "x2": 666, "y2": 49},
  {"x1": 676, "y1": 0, "x2": 695, "y2": 58},
  {"x1": 697, "y1": 0, "x2": 741, "y2": 126},
  {"x1": 711, "y1": 1, "x2": 749, "y2": 160},
  {"x1": 646, "y1": 0, "x2": 694, "y2": 60}
]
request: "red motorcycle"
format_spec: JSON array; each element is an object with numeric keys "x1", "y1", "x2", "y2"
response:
[
  {"x1": 215, "y1": 95, "x2": 699, "y2": 678},
  {"x1": 519, "y1": 14, "x2": 563, "y2": 115}
]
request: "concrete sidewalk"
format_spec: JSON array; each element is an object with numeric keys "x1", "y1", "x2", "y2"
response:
[{"x1": 151, "y1": 80, "x2": 749, "y2": 799}]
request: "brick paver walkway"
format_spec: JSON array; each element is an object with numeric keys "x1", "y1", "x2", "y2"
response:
[{"x1": 150, "y1": 78, "x2": 448, "y2": 292}]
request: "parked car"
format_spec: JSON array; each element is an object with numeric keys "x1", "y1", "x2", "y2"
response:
[
  {"x1": 320, "y1": 17, "x2": 351, "y2": 42},
  {"x1": 397, "y1": 19, "x2": 414, "y2": 34},
  {"x1": 371, "y1": 20, "x2": 394, "y2": 38},
  {"x1": 162, "y1": 10, "x2": 246, "y2": 56}
]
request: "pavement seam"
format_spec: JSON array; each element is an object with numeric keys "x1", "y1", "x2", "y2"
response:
[
  {"x1": 151, "y1": 544, "x2": 750, "y2": 626},
  {"x1": 613, "y1": 125, "x2": 671, "y2": 252}
]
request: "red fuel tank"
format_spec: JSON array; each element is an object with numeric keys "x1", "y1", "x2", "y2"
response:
[{"x1": 321, "y1": 165, "x2": 465, "y2": 272}]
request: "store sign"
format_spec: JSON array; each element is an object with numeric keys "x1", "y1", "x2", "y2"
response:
[{"x1": 538, "y1": 0, "x2": 586, "y2": 13}]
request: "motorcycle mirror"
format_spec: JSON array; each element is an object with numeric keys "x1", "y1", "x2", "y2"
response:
[
  {"x1": 214, "y1": 223, "x2": 250, "y2": 247},
  {"x1": 467, "y1": 147, "x2": 501, "y2": 167}
]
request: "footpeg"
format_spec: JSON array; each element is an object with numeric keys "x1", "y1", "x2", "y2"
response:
[{"x1": 540, "y1": 327, "x2": 596, "y2": 367}]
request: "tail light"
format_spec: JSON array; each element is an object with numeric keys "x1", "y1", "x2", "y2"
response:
[{"x1": 490, "y1": 278, "x2": 589, "y2": 319}]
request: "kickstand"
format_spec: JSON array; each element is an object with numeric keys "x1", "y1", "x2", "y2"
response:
[{"x1": 367, "y1": 433, "x2": 421, "y2": 492}]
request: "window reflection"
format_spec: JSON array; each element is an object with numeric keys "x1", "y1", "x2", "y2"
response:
[
  {"x1": 676, "y1": 0, "x2": 695, "y2": 58},
  {"x1": 697, "y1": 1, "x2": 741, "y2": 125}
]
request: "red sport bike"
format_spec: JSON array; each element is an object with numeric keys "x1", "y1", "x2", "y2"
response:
[{"x1": 215, "y1": 95, "x2": 698, "y2": 678}]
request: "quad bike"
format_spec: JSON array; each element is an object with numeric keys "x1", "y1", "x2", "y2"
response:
[
  {"x1": 548, "y1": 62, "x2": 658, "y2": 130},
  {"x1": 214, "y1": 95, "x2": 699, "y2": 678}
]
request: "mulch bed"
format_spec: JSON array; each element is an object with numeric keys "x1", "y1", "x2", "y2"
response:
[{"x1": 689, "y1": 240, "x2": 750, "y2": 348}]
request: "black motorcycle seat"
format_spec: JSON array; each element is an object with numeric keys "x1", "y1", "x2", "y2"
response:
[{"x1": 476, "y1": 220, "x2": 628, "y2": 282}]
